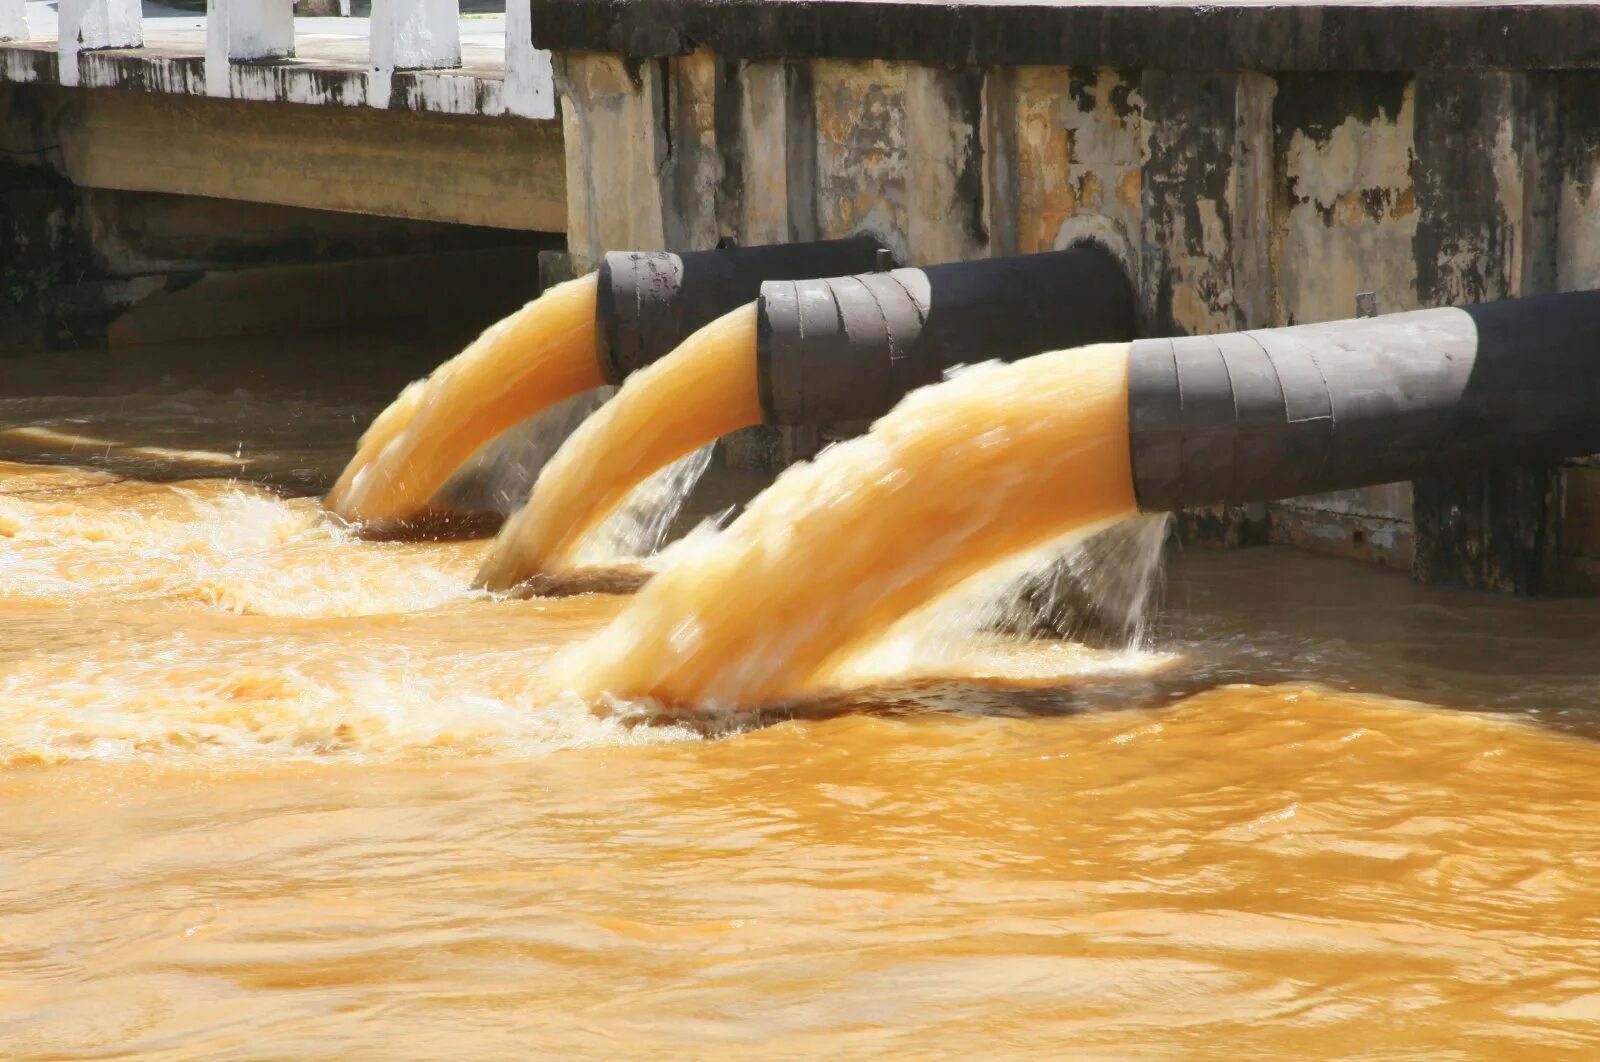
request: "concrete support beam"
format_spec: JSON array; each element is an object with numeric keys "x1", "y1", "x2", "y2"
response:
[
  {"x1": 982, "y1": 66, "x2": 1142, "y2": 280},
  {"x1": 807, "y1": 60, "x2": 910, "y2": 262},
  {"x1": 1557, "y1": 74, "x2": 1600, "y2": 293},
  {"x1": 370, "y1": 0, "x2": 462, "y2": 108},
  {"x1": 57, "y1": 0, "x2": 142, "y2": 87},
  {"x1": 1552, "y1": 75, "x2": 1600, "y2": 592},
  {"x1": 0, "y1": 0, "x2": 28, "y2": 44},
  {"x1": 555, "y1": 52, "x2": 668, "y2": 270},
  {"x1": 1409, "y1": 70, "x2": 1563, "y2": 593},
  {"x1": 1139, "y1": 69, "x2": 1277, "y2": 548},
  {"x1": 904, "y1": 64, "x2": 985, "y2": 267},
  {"x1": 20, "y1": 84, "x2": 564, "y2": 231},
  {"x1": 734, "y1": 60, "x2": 797, "y2": 246},
  {"x1": 1265, "y1": 73, "x2": 1420, "y2": 569},
  {"x1": 206, "y1": 0, "x2": 296, "y2": 99},
  {"x1": 657, "y1": 50, "x2": 723, "y2": 253},
  {"x1": 1140, "y1": 69, "x2": 1276, "y2": 336}
]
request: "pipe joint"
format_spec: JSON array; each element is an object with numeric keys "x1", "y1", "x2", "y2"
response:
[
  {"x1": 758, "y1": 244, "x2": 1137, "y2": 426},
  {"x1": 594, "y1": 236, "x2": 888, "y2": 385},
  {"x1": 1128, "y1": 290, "x2": 1600, "y2": 510}
]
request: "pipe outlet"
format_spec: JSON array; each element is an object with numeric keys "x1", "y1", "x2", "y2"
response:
[
  {"x1": 594, "y1": 236, "x2": 888, "y2": 385},
  {"x1": 756, "y1": 245, "x2": 1137, "y2": 425},
  {"x1": 1128, "y1": 289, "x2": 1600, "y2": 510}
]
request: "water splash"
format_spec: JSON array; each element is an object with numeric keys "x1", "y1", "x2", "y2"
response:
[
  {"x1": 328, "y1": 273, "x2": 603, "y2": 525},
  {"x1": 476, "y1": 303, "x2": 762, "y2": 589},
  {"x1": 557, "y1": 344, "x2": 1138, "y2": 706}
]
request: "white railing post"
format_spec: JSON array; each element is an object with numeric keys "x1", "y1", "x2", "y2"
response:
[
  {"x1": 0, "y1": 0, "x2": 28, "y2": 43},
  {"x1": 206, "y1": 0, "x2": 296, "y2": 97},
  {"x1": 57, "y1": 0, "x2": 142, "y2": 86},
  {"x1": 503, "y1": 0, "x2": 554, "y2": 119},
  {"x1": 369, "y1": 0, "x2": 460, "y2": 108}
]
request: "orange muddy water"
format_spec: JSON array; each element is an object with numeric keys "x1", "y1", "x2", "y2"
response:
[
  {"x1": 2, "y1": 333, "x2": 1598, "y2": 1058},
  {"x1": 326, "y1": 273, "x2": 602, "y2": 526},
  {"x1": 477, "y1": 302, "x2": 762, "y2": 590}
]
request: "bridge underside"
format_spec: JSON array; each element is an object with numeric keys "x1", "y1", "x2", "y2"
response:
[{"x1": 4, "y1": 81, "x2": 565, "y2": 231}]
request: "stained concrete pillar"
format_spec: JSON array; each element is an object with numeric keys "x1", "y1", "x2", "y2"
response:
[
  {"x1": 1139, "y1": 69, "x2": 1277, "y2": 547},
  {"x1": 1551, "y1": 74, "x2": 1600, "y2": 593},
  {"x1": 206, "y1": 0, "x2": 297, "y2": 99},
  {"x1": 1264, "y1": 74, "x2": 1419, "y2": 569},
  {"x1": 57, "y1": 0, "x2": 143, "y2": 87},
  {"x1": 369, "y1": 0, "x2": 462, "y2": 108},
  {"x1": 1139, "y1": 70, "x2": 1276, "y2": 337},
  {"x1": 982, "y1": 67, "x2": 1143, "y2": 280},
  {"x1": 904, "y1": 65, "x2": 986, "y2": 267},
  {"x1": 1409, "y1": 70, "x2": 1562, "y2": 593},
  {"x1": 555, "y1": 53, "x2": 669, "y2": 270},
  {"x1": 0, "y1": 0, "x2": 28, "y2": 43}
]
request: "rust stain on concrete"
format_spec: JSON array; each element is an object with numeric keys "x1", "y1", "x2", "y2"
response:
[
  {"x1": 1011, "y1": 67, "x2": 1141, "y2": 256},
  {"x1": 812, "y1": 60, "x2": 909, "y2": 257}
]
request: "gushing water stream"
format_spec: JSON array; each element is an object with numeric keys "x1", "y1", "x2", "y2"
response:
[
  {"x1": 326, "y1": 273, "x2": 602, "y2": 525},
  {"x1": 556, "y1": 344, "x2": 1137, "y2": 705},
  {"x1": 476, "y1": 302, "x2": 762, "y2": 589}
]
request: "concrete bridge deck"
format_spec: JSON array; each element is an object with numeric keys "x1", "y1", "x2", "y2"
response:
[{"x1": 1, "y1": 0, "x2": 564, "y2": 230}]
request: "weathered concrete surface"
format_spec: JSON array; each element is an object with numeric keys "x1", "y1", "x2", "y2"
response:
[
  {"x1": 6, "y1": 82, "x2": 565, "y2": 230},
  {"x1": 530, "y1": 0, "x2": 1600, "y2": 73},
  {"x1": 1270, "y1": 485, "x2": 1415, "y2": 569},
  {"x1": 1272, "y1": 74, "x2": 1419, "y2": 325},
  {"x1": 811, "y1": 60, "x2": 909, "y2": 262},
  {"x1": 554, "y1": 53, "x2": 666, "y2": 270},
  {"x1": 1139, "y1": 70, "x2": 1274, "y2": 337},
  {"x1": 1559, "y1": 75, "x2": 1600, "y2": 293},
  {"x1": 1408, "y1": 71, "x2": 1563, "y2": 594},
  {"x1": 73, "y1": 187, "x2": 534, "y2": 275},
  {"x1": 1264, "y1": 74, "x2": 1419, "y2": 568},
  {"x1": 984, "y1": 66, "x2": 1141, "y2": 271},
  {"x1": 550, "y1": 25, "x2": 1600, "y2": 592}
]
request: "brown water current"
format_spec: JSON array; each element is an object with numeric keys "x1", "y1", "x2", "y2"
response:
[
  {"x1": 325, "y1": 273, "x2": 602, "y2": 525},
  {"x1": 3, "y1": 335, "x2": 1599, "y2": 1057},
  {"x1": 559, "y1": 345, "x2": 1138, "y2": 705},
  {"x1": 476, "y1": 302, "x2": 762, "y2": 590}
]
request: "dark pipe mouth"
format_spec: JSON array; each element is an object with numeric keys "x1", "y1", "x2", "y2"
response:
[
  {"x1": 756, "y1": 244, "x2": 1138, "y2": 426},
  {"x1": 593, "y1": 236, "x2": 889, "y2": 386},
  {"x1": 1128, "y1": 289, "x2": 1600, "y2": 511}
]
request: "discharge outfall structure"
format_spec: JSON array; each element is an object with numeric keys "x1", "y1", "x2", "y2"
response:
[
  {"x1": 475, "y1": 244, "x2": 1138, "y2": 589},
  {"x1": 327, "y1": 238, "x2": 887, "y2": 526},
  {"x1": 1127, "y1": 289, "x2": 1600, "y2": 510}
]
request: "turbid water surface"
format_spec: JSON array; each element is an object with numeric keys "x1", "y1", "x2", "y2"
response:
[{"x1": 2, "y1": 335, "x2": 1597, "y2": 1058}]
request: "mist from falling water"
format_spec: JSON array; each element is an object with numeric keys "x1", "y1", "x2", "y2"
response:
[
  {"x1": 831, "y1": 512, "x2": 1174, "y2": 688},
  {"x1": 433, "y1": 388, "x2": 613, "y2": 516},
  {"x1": 475, "y1": 304, "x2": 762, "y2": 590},
  {"x1": 326, "y1": 273, "x2": 603, "y2": 525},
  {"x1": 556, "y1": 343, "x2": 1139, "y2": 707}
]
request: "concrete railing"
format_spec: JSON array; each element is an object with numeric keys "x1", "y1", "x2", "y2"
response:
[{"x1": 0, "y1": 0, "x2": 553, "y2": 117}]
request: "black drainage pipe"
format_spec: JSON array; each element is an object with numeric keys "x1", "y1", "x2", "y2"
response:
[
  {"x1": 594, "y1": 236, "x2": 889, "y2": 385},
  {"x1": 1127, "y1": 289, "x2": 1600, "y2": 510},
  {"x1": 756, "y1": 244, "x2": 1137, "y2": 425}
]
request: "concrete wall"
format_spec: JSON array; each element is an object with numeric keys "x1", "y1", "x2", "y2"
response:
[{"x1": 547, "y1": 43, "x2": 1600, "y2": 592}]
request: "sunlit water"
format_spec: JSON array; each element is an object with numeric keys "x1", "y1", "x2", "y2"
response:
[
  {"x1": 327, "y1": 273, "x2": 603, "y2": 525},
  {"x1": 477, "y1": 302, "x2": 761, "y2": 590},
  {"x1": 2, "y1": 336, "x2": 1598, "y2": 1057}
]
